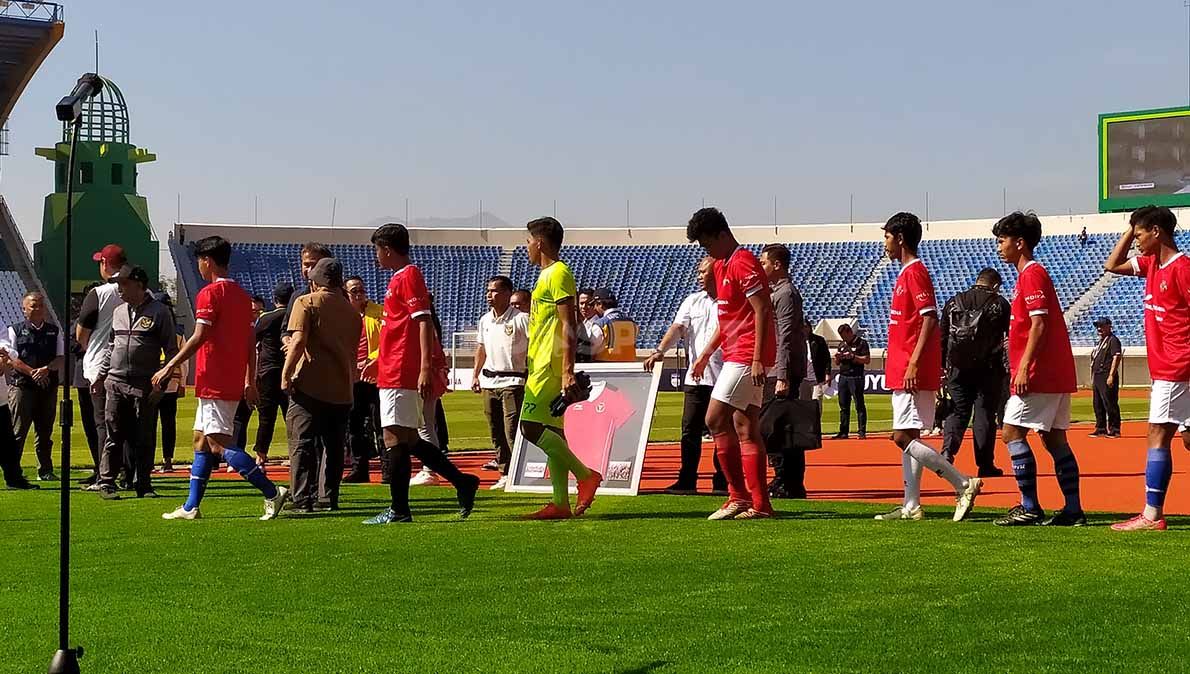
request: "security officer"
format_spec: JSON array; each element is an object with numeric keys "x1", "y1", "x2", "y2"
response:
[
  {"x1": 92, "y1": 265, "x2": 178, "y2": 499},
  {"x1": 7, "y1": 290, "x2": 64, "y2": 481}
]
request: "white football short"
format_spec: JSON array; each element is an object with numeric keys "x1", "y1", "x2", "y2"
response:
[
  {"x1": 1149, "y1": 380, "x2": 1190, "y2": 427},
  {"x1": 380, "y1": 388, "x2": 423, "y2": 430},
  {"x1": 891, "y1": 389, "x2": 936, "y2": 431},
  {"x1": 712, "y1": 362, "x2": 763, "y2": 411},
  {"x1": 193, "y1": 399, "x2": 238, "y2": 437},
  {"x1": 1003, "y1": 393, "x2": 1071, "y2": 432}
]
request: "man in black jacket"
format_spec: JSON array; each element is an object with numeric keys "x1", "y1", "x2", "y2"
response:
[
  {"x1": 832, "y1": 323, "x2": 870, "y2": 439},
  {"x1": 940, "y1": 267, "x2": 1009, "y2": 477},
  {"x1": 1088, "y1": 317, "x2": 1123, "y2": 438}
]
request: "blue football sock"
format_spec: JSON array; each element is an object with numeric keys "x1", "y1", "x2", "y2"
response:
[
  {"x1": 223, "y1": 447, "x2": 277, "y2": 499},
  {"x1": 184, "y1": 452, "x2": 214, "y2": 511},
  {"x1": 1145, "y1": 447, "x2": 1173, "y2": 508},
  {"x1": 1007, "y1": 439, "x2": 1040, "y2": 512},
  {"x1": 1048, "y1": 443, "x2": 1082, "y2": 513}
]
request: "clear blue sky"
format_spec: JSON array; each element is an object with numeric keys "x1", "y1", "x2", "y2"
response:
[{"x1": 4, "y1": 0, "x2": 1189, "y2": 252}]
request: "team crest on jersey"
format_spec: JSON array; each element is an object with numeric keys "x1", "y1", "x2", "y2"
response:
[
  {"x1": 596, "y1": 402, "x2": 606, "y2": 413},
  {"x1": 504, "y1": 325, "x2": 514, "y2": 336},
  {"x1": 136, "y1": 317, "x2": 155, "y2": 330},
  {"x1": 895, "y1": 285, "x2": 906, "y2": 296},
  {"x1": 1161, "y1": 281, "x2": 1169, "y2": 293}
]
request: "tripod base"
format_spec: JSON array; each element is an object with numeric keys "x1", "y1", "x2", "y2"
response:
[{"x1": 48, "y1": 647, "x2": 82, "y2": 674}]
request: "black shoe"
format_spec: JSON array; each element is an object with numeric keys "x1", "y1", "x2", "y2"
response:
[
  {"x1": 858, "y1": 431, "x2": 867, "y2": 440},
  {"x1": 137, "y1": 490, "x2": 159, "y2": 499},
  {"x1": 994, "y1": 505, "x2": 1044, "y2": 526},
  {"x1": 98, "y1": 486, "x2": 121, "y2": 501},
  {"x1": 456, "y1": 474, "x2": 480, "y2": 520},
  {"x1": 663, "y1": 482, "x2": 698, "y2": 495},
  {"x1": 6, "y1": 480, "x2": 39, "y2": 490},
  {"x1": 1088, "y1": 430, "x2": 1105, "y2": 438},
  {"x1": 831, "y1": 433, "x2": 849, "y2": 440},
  {"x1": 118, "y1": 479, "x2": 133, "y2": 491},
  {"x1": 769, "y1": 484, "x2": 806, "y2": 499},
  {"x1": 342, "y1": 471, "x2": 370, "y2": 484},
  {"x1": 77, "y1": 473, "x2": 97, "y2": 486},
  {"x1": 1106, "y1": 431, "x2": 1121, "y2": 438},
  {"x1": 1042, "y1": 510, "x2": 1087, "y2": 527},
  {"x1": 315, "y1": 500, "x2": 339, "y2": 512},
  {"x1": 977, "y1": 467, "x2": 1005, "y2": 478},
  {"x1": 291, "y1": 502, "x2": 315, "y2": 514}
]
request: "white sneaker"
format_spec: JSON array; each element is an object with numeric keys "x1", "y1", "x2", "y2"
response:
[
  {"x1": 953, "y1": 477, "x2": 982, "y2": 522},
  {"x1": 162, "y1": 505, "x2": 201, "y2": 520},
  {"x1": 409, "y1": 469, "x2": 440, "y2": 487},
  {"x1": 489, "y1": 475, "x2": 508, "y2": 491},
  {"x1": 708, "y1": 501, "x2": 750, "y2": 521},
  {"x1": 875, "y1": 505, "x2": 924, "y2": 521},
  {"x1": 261, "y1": 486, "x2": 290, "y2": 521}
]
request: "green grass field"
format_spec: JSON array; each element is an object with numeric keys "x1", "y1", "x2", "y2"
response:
[
  {"x1": 17, "y1": 391, "x2": 1150, "y2": 471},
  {"x1": 2, "y1": 389, "x2": 1172, "y2": 671}
]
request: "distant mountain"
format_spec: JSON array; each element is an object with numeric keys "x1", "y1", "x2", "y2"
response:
[{"x1": 364, "y1": 211, "x2": 510, "y2": 229}]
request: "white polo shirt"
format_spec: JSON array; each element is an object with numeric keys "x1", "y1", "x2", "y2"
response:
[
  {"x1": 674, "y1": 290, "x2": 723, "y2": 387},
  {"x1": 79, "y1": 282, "x2": 124, "y2": 384},
  {"x1": 477, "y1": 306, "x2": 529, "y2": 389}
]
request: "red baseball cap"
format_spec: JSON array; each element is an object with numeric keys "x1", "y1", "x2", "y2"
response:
[{"x1": 92, "y1": 244, "x2": 126, "y2": 264}]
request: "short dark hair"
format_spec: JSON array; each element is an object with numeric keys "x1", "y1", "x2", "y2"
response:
[
  {"x1": 760, "y1": 243, "x2": 791, "y2": 269},
  {"x1": 527, "y1": 217, "x2": 564, "y2": 250},
  {"x1": 578, "y1": 288, "x2": 594, "y2": 299},
  {"x1": 975, "y1": 267, "x2": 1002, "y2": 288},
  {"x1": 193, "y1": 236, "x2": 232, "y2": 268},
  {"x1": 883, "y1": 212, "x2": 923, "y2": 252},
  {"x1": 487, "y1": 275, "x2": 513, "y2": 292},
  {"x1": 687, "y1": 207, "x2": 730, "y2": 242},
  {"x1": 301, "y1": 242, "x2": 332, "y2": 260},
  {"x1": 992, "y1": 211, "x2": 1042, "y2": 250},
  {"x1": 274, "y1": 284, "x2": 295, "y2": 306},
  {"x1": 251, "y1": 294, "x2": 266, "y2": 306},
  {"x1": 345, "y1": 275, "x2": 364, "y2": 286},
  {"x1": 513, "y1": 288, "x2": 531, "y2": 298},
  {"x1": 1131, "y1": 205, "x2": 1177, "y2": 237},
  {"x1": 371, "y1": 223, "x2": 410, "y2": 255}
]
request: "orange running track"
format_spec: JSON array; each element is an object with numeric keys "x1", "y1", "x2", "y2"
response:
[{"x1": 207, "y1": 419, "x2": 1188, "y2": 515}]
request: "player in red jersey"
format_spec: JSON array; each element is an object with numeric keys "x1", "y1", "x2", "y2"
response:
[
  {"x1": 992, "y1": 212, "x2": 1084, "y2": 526},
  {"x1": 154, "y1": 236, "x2": 289, "y2": 521},
  {"x1": 687, "y1": 208, "x2": 777, "y2": 520},
  {"x1": 1104, "y1": 206, "x2": 1190, "y2": 531},
  {"x1": 362, "y1": 223, "x2": 479, "y2": 525},
  {"x1": 875, "y1": 212, "x2": 982, "y2": 522}
]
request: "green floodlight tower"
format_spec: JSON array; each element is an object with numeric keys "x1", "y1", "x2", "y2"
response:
[{"x1": 34, "y1": 75, "x2": 157, "y2": 315}]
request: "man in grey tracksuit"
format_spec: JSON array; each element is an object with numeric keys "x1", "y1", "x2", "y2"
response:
[{"x1": 92, "y1": 265, "x2": 178, "y2": 499}]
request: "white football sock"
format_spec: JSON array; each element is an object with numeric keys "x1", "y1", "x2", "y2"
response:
[
  {"x1": 906, "y1": 439, "x2": 968, "y2": 492},
  {"x1": 902, "y1": 453, "x2": 923, "y2": 511}
]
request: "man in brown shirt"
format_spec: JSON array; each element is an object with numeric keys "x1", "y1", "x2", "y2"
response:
[{"x1": 282, "y1": 257, "x2": 362, "y2": 512}]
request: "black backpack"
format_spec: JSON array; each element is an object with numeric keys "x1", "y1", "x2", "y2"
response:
[{"x1": 946, "y1": 290, "x2": 1002, "y2": 369}]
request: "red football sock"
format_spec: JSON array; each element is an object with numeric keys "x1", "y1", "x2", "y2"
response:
[
  {"x1": 740, "y1": 440, "x2": 772, "y2": 514},
  {"x1": 712, "y1": 432, "x2": 750, "y2": 505}
]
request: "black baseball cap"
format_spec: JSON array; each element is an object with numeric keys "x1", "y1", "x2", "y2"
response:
[
  {"x1": 592, "y1": 288, "x2": 617, "y2": 304},
  {"x1": 110, "y1": 264, "x2": 149, "y2": 286},
  {"x1": 1093, "y1": 317, "x2": 1112, "y2": 327}
]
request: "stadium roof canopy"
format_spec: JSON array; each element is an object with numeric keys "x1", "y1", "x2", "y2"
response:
[{"x1": 0, "y1": 1, "x2": 64, "y2": 126}]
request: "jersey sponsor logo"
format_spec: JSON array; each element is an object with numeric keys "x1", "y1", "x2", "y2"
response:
[
  {"x1": 1026, "y1": 291, "x2": 1044, "y2": 303},
  {"x1": 914, "y1": 291, "x2": 930, "y2": 303}
]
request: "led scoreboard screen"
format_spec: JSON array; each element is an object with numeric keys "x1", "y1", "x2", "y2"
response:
[{"x1": 1100, "y1": 107, "x2": 1190, "y2": 212}]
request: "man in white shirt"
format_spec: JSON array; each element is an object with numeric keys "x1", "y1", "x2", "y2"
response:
[
  {"x1": 577, "y1": 288, "x2": 605, "y2": 362},
  {"x1": 76, "y1": 243, "x2": 128, "y2": 488},
  {"x1": 0, "y1": 335, "x2": 37, "y2": 489},
  {"x1": 643, "y1": 257, "x2": 727, "y2": 495},
  {"x1": 471, "y1": 275, "x2": 529, "y2": 490}
]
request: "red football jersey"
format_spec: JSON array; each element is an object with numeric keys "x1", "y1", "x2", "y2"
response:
[
  {"x1": 714, "y1": 248, "x2": 776, "y2": 366},
  {"x1": 193, "y1": 278, "x2": 254, "y2": 401},
  {"x1": 1134, "y1": 252, "x2": 1190, "y2": 382},
  {"x1": 1008, "y1": 261, "x2": 1076, "y2": 393},
  {"x1": 885, "y1": 259, "x2": 942, "y2": 392},
  {"x1": 378, "y1": 265, "x2": 432, "y2": 390}
]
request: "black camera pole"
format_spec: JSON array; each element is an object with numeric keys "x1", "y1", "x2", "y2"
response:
[{"x1": 49, "y1": 72, "x2": 103, "y2": 674}]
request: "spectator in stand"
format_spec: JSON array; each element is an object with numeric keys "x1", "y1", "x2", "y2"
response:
[
  {"x1": 1089, "y1": 317, "x2": 1123, "y2": 438},
  {"x1": 6, "y1": 290, "x2": 64, "y2": 482},
  {"x1": 592, "y1": 288, "x2": 637, "y2": 362},
  {"x1": 939, "y1": 267, "x2": 1010, "y2": 477},
  {"x1": 832, "y1": 323, "x2": 870, "y2": 439},
  {"x1": 281, "y1": 258, "x2": 360, "y2": 512},
  {"x1": 1078, "y1": 226, "x2": 1088, "y2": 245},
  {"x1": 152, "y1": 292, "x2": 188, "y2": 473},
  {"x1": 511, "y1": 289, "x2": 531, "y2": 315},
  {"x1": 233, "y1": 280, "x2": 294, "y2": 464},
  {"x1": 576, "y1": 288, "x2": 604, "y2": 362},
  {"x1": 77, "y1": 244, "x2": 128, "y2": 489},
  {"x1": 644, "y1": 257, "x2": 727, "y2": 495},
  {"x1": 472, "y1": 275, "x2": 529, "y2": 490},
  {"x1": 0, "y1": 334, "x2": 37, "y2": 489},
  {"x1": 344, "y1": 275, "x2": 384, "y2": 483}
]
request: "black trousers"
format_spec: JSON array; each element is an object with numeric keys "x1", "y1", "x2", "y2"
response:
[
  {"x1": 286, "y1": 391, "x2": 350, "y2": 508},
  {"x1": 155, "y1": 392, "x2": 179, "y2": 461},
  {"x1": 677, "y1": 385, "x2": 725, "y2": 489},
  {"x1": 0, "y1": 405, "x2": 29, "y2": 485},
  {"x1": 1092, "y1": 372, "x2": 1121, "y2": 434},
  {"x1": 9, "y1": 383, "x2": 57, "y2": 475},
  {"x1": 233, "y1": 370, "x2": 289, "y2": 455},
  {"x1": 942, "y1": 366, "x2": 1006, "y2": 471},
  {"x1": 101, "y1": 384, "x2": 161, "y2": 494},
  {"x1": 836, "y1": 374, "x2": 867, "y2": 435},
  {"x1": 76, "y1": 387, "x2": 100, "y2": 469},
  {"x1": 348, "y1": 381, "x2": 383, "y2": 475}
]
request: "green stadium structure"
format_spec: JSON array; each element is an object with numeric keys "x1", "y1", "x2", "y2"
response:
[{"x1": 34, "y1": 76, "x2": 158, "y2": 315}]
